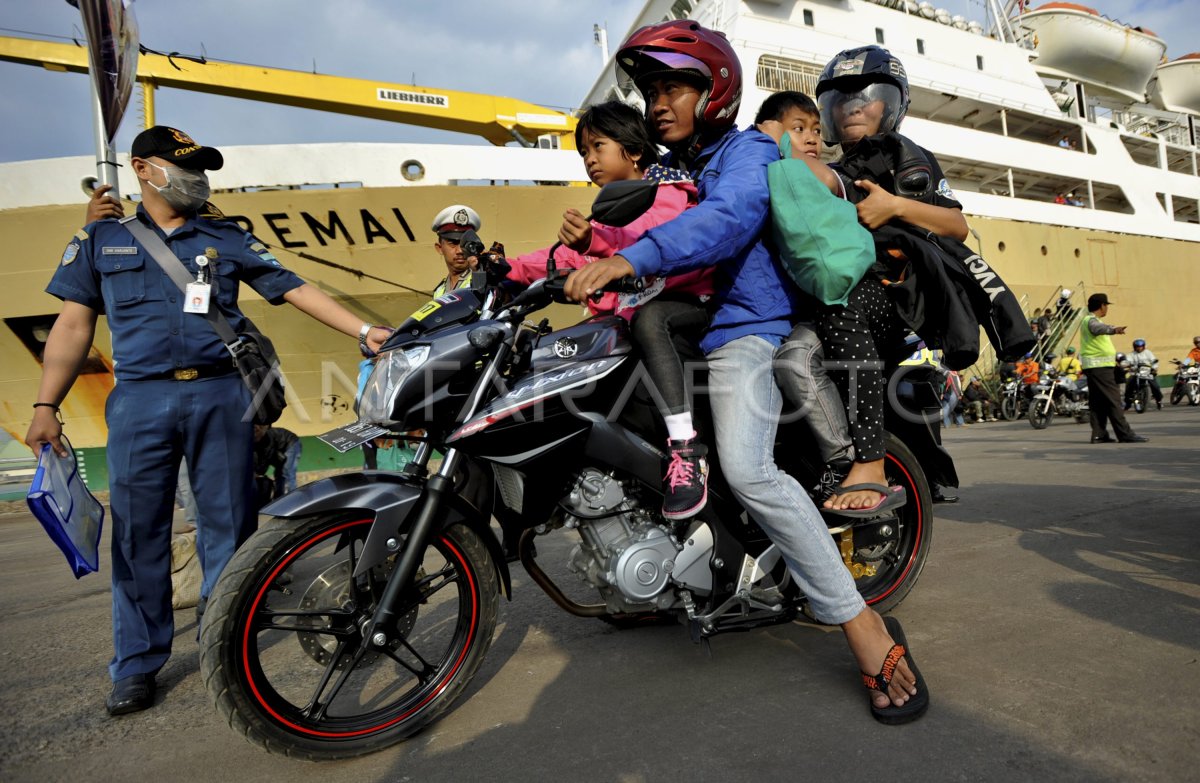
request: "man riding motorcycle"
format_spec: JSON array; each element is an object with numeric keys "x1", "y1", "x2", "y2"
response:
[
  {"x1": 1124, "y1": 338, "x2": 1162, "y2": 410},
  {"x1": 566, "y1": 20, "x2": 927, "y2": 724},
  {"x1": 1055, "y1": 346, "x2": 1082, "y2": 382}
]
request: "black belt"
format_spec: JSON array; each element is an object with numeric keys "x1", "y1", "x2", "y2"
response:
[{"x1": 138, "y1": 362, "x2": 237, "y2": 381}]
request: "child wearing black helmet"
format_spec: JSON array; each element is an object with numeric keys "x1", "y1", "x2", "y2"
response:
[{"x1": 802, "y1": 45, "x2": 969, "y2": 515}]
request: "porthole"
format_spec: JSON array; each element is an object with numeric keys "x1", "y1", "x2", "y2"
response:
[
  {"x1": 401, "y1": 159, "x2": 425, "y2": 182},
  {"x1": 997, "y1": 241, "x2": 1006, "y2": 252}
]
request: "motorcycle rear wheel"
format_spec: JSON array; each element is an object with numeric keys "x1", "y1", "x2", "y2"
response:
[
  {"x1": 1190, "y1": 388, "x2": 1200, "y2": 406},
  {"x1": 846, "y1": 434, "x2": 933, "y2": 615},
  {"x1": 200, "y1": 515, "x2": 499, "y2": 760}
]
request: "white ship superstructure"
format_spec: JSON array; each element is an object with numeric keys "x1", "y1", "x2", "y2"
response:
[
  {"x1": 0, "y1": 0, "x2": 1196, "y2": 456},
  {"x1": 582, "y1": 0, "x2": 1200, "y2": 238}
]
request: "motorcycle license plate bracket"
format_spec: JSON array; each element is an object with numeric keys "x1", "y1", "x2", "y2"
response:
[{"x1": 318, "y1": 421, "x2": 390, "y2": 452}]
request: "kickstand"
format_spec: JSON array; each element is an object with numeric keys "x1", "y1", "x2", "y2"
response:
[{"x1": 688, "y1": 619, "x2": 714, "y2": 658}]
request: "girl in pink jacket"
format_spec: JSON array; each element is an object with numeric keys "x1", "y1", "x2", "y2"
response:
[
  {"x1": 505, "y1": 101, "x2": 714, "y2": 519},
  {"x1": 505, "y1": 102, "x2": 711, "y2": 319}
]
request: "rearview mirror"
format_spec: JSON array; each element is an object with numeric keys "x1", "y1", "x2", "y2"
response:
[{"x1": 589, "y1": 179, "x2": 658, "y2": 227}]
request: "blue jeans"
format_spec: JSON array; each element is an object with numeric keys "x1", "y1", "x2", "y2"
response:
[
  {"x1": 774, "y1": 321, "x2": 855, "y2": 465},
  {"x1": 278, "y1": 440, "x2": 302, "y2": 495},
  {"x1": 105, "y1": 375, "x2": 256, "y2": 680},
  {"x1": 706, "y1": 336, "x2": 866, "y2": 624},
  {"x1": 942, "y1": 390, "x2": 963, "y2": 427}
]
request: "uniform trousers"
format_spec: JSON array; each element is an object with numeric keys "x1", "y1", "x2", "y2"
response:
[
  {"x1": 1084, "y1": 366, "x2": 1135, "y2": 441},
  {"x1": 105, "y1": 374, "x2": 256, "y2": 680}
]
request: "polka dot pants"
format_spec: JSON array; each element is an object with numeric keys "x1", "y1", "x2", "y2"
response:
[{"x1": 816, "y1": 279, "x2": 908, "y2": 462}]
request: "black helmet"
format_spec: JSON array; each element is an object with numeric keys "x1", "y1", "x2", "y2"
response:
[{"x1": 815, "y1": 45, "x2": 910, "y2": 145}]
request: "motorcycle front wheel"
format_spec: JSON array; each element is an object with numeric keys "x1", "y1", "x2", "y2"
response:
[
  {"x1": 1028, "y1": 403, "x2": 1051, "y2": 429},
  {"x1": 1000, "y1": 396, "x2": 1020, "y2": 421},
  {"x1": 1190, "y1": 387, "x2": 1200, "y2": 406},
  {"x1": 200, "y1": 514, "x2": 499, "y2": 760},
  {"x1": 1136, "y1": 386, "x2": 1149, "y2": 413},
  {"x1": 1171, "y1": 386, "x2": 1184, "y2": 405}
]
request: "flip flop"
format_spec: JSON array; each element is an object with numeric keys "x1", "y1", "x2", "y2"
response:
[
  {"x1": 822, "y1": 483, "x2": 907, "y2": 519},
  {"x1": 863, "y1": 615, "x2": 930, "y2": 725}
]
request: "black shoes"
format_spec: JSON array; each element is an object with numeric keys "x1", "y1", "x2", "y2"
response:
[
  {"x1": 662, "y1": 435, "x2": 709, "y2": 520},
  {"x1": 931, "y1": 485, "x2": 959, "y2": 504},
  {"x1": 106, "y1": 673, "x2": 156, "y2": 716},
  {"x1": 1091, "y1": 435, "x2": 1115, "y2": 443},
  {"x1": 1118, "y1": 435, "x2": 1150, "y2": 443},
  {"x1": 812, "y1": 458, "x2": 852, "y2": 502}
]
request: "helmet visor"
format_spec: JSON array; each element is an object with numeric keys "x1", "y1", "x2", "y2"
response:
[
  {"x1": 817, "y1": 82, "x2": 902, "y2": 144},
  {"x1": 617, "y1": 49, "x2": 711, "y2": 95}
]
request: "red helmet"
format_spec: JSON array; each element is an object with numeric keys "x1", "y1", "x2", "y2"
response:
[{"x1": 615, "y1": 20, "x2": 742, "y2": 131}]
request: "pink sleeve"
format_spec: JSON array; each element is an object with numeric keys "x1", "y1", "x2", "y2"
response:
[
  {"x1": 506, "y1": 243, "x2": 598, "y2": 285},
  {"x1": 585, "y1": 183, "x2": 693, "y2": 257}
]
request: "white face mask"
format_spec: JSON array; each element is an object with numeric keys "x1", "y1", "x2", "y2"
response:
[{"x1": 147, "y1": 161, "x2": 210, "y2": 212}]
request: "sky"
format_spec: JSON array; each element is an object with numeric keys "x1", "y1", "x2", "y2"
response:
[{"x1": 0, "y1": 0, "x2": 1194, "y2": 164}]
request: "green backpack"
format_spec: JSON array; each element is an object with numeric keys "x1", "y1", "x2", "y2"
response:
[{"x1": 766, "y1": 135, "x2": 875, "y2": 306}]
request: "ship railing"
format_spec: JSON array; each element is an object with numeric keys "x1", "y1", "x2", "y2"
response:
[{"x1": 1029, "y1": 281, "x2": 1087, "y2": 365}]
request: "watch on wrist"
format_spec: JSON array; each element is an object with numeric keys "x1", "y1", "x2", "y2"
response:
[{"x1": 359, "y1": 323, "x2": 374, "y2": 353}]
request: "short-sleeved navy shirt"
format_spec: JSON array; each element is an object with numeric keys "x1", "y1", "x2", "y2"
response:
[{"x1": 47, "y1": 205, "x2": 305, "y2": 380}]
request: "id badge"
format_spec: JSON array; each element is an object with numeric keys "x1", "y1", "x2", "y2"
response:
[{"x1": 184, "y1": 282, "x2": 212, "y2": 313}]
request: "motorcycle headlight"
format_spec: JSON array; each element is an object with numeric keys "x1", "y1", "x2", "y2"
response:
[{"x1": 356, "y1": 345, "x2": 431, "y2": 425}]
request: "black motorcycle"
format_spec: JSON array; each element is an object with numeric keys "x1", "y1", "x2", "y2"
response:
[
  {"x1": 1125, "y1": 362, "x2": 1157, "y2": 414},
  {"x1": 1169, "y1": 358, "x2": 1199, "y2": 406},
  {"x1": 998, "y1": 377, "x2": 1028, "y2": 421},
  {"x1": 199, "y1": 181, "x2": 941, "y2": 759}
]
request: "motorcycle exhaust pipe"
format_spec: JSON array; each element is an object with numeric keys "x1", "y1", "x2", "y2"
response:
[{"x1": 518, "y1": 529, "x2": 610, "y2": 618}]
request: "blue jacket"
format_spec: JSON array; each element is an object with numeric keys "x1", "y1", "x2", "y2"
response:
[{"x1": 621, "y1": 126, "x2": 802, "y2": 354}]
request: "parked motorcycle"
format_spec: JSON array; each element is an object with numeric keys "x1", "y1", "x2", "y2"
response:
[
  {"x1": 199, "y1": 181, "x2": 942, "y2": 759},
  {"x1": 1125, "y1": 363, "x2": 1157, "y2": 414},
  {"x1": 1170, "y1": 358, "x2": 1200, "y2": 406},
  {"x1": 999, "y1": 378, "x2": 1028, "y2": 421},
  {"x1": 1028, "y1": 370, "x2": 1089, "y2": 429}
]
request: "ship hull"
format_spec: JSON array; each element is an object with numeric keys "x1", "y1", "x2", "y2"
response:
[{"x1": 3, "y1": 185, "x2": 1196, "y2": 450}]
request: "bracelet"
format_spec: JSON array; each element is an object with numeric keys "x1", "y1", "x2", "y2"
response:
[{"x1": 33, "y1": 402, "x2": 60, "y2": 412}]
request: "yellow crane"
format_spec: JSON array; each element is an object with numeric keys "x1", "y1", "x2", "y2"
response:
[{"x1": 0, "y1": 34, "x2": 576, "y2": 149}]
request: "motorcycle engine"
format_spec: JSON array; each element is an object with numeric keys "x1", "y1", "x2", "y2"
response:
[{"x1": 561, "y1": 468, "x2": 681, "y2": 614}]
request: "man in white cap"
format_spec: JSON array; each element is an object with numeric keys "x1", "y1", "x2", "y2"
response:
[{"x1": 430, "y1": 204, "x2": 482, "y2": 297}]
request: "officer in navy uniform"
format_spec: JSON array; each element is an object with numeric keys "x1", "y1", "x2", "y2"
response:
[
  {"x1": 430, "y1": 204, "x2": 482, "y2": 297},
  {"x1": 25, "y1": 126, "x2": 393, "y2": 716}
]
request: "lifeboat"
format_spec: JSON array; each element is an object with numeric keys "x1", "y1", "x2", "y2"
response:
[
  {"x1": 1019, "y1": 3, "x2": 1167, "y2": 104},
  {"x1": 1151, "y1": 53, "x2": 1200, "y2": 115}
]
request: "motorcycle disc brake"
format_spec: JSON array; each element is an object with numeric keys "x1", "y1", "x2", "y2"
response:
[
  {"x1": 852, "y1": 519, "x2": 899, "y2": 564},
  {"x1": 296, "y1": 560, "x2": 421, "y2": 670}
]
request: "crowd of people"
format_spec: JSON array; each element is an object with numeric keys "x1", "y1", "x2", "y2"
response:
[{"x1": 24, "y1": 18, "x2": 1188, "y2": 731}]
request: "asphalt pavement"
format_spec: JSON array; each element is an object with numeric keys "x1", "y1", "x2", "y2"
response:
[{"x1": 1, "y1": 405, "x2": 1197, "y2": 782}]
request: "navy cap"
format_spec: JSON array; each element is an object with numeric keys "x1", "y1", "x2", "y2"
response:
[{"x1": 131, "y1": 126, "x2": 224, "y2": 170}]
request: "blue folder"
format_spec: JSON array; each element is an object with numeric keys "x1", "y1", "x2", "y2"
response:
[{"x1": 26, "y1": 437, "x2": 104, "y2": 578}]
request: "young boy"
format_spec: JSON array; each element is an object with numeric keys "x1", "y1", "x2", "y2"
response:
[
  {"x1": 811, "y1": 45, "x2": 969, "y2": 514},
  {"x1": 752, "y1": 91, "x2": 860, "y2": 494}
]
